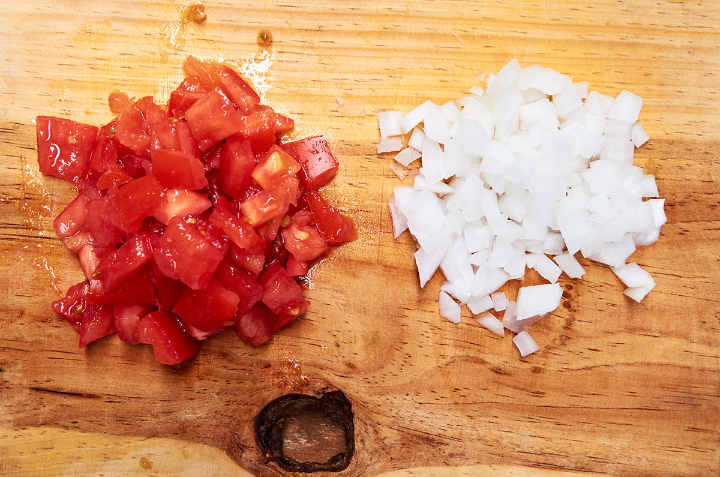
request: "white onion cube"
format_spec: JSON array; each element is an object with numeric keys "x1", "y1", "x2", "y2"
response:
[
  {"x1": 516, "y1": 283, "x2": 563, "y2": 320},
  {"x1": 513, "y1": 331, "x2": 540, "y2": 357},
  {"x1": 476, "y1": 313, "x2": 504, "y2": 337},
  {"x1": 439, "y1": 291, "x2": 461, "y2": 323},
  {"x1": 378, "y1": 111, "x2": 403, "y2": 138}
]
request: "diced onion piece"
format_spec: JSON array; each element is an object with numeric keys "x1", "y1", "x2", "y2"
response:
[
  {"x1": 491, "y1": 291, "x2": 508, "y2": 311},
  {"x1": 439, "y1": 291, "x2": 461, "y2": 323},
  {"x1": 468, "y1": 294, "x2": 493, "y2": 314},
  {"x1": 516, "y1": 283, "x2": 562, "y2": 320},
  {"x1": 388, "y1": 196, "x2": 408, "y2": 238},
  {"x1": 631, "y1": 123, "x2": 649, "y2": 148},
  {"x1": 528, "y1": 253, "x2": 562, "y2": 283},
  {"x1": 476, "y1": 313, "x2": 504, "y2": 337},
  {"x1": 612, "y1": 262, "x2": 653, "y2": 288},
  {"x1": 394, "y1": 147, "x2": 421, "y2": 167},
  {"x1": 378, "y1": 111, "x2": 403, "y2": 138},
  {"x1": 401, "y1": 100, "x2": 433, "y2": 134},
  {"x1": 377, "y1": 136, "x2": 403, "y2": 154},
  {"x1": 513, "y1": 331, "x2": 540, "y2": 357},
  {"x1": 553, "y1": 253, "x2": 585, "y2": 279},
  {"x1": 624, "y1": 282, "x2": 655, "y2": 302},
  {"x1": 389, "y1": 162, "x2": 408, "y2": 179},
  {"x1": 609, "y1": 90, "x2": 643, "y2": 123},
  {"x1": 408, "y1": 128, "x2": 425, "y2": 152}
]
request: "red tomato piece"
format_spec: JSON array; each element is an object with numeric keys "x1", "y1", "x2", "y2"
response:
[
  {"x1": 173, "y1": 278, "x2": 239, "y2": 331},
  {"x1": 251, "y1": 145, "x2": 301, "y2": 190},
  {"x1": 220, "y1": 136, "x2": 257, "y2": 199},
  {"x1": 208, "y1": 197, "x2": 263, "y2": 250},
  {"x1": 87, "y1": 265, "x2": 155, "y2": 305},
  {"x1": 114, "y1": 304, "x2": 153, "y2": 344},
  {"x1": 116, "y1": 102, "x2": 151, "y2": 156},
  {"x1": 282, "y1": 223, "x2": 328, "y2": 262},
  {"x1": 182, "y1": 56, "x2": 215, "y2": 89},
  {"x1": 239, "y1": 190, "x2": 288, "y2": 226},
  {"x1": 285, "y1": 255, "x2": 309, "y2": 277},
  {"x1": 153, "y1": 188, "x2": 211, "y2": 225},
  {"x1": 54, "y1": 193, "x2": 90, "y2": 239},
  {"x1": 211, "y1": 65, "x2": 260, "y2": 112},
  {"x1": 282, "y1": 136, "x2": 339, "y2": 190},
  {"x1": 152, "y1": 149, "x2": 208, "y2": 190},
  {"x1": 94, "y1": 233, "x2": 153, "y2": 292},
  {"x1": 151, "y1": 261, "x2": 188, "y2": 311},
  {"x1": 257, "y1": 216, "x2": 283, "y2": 243},
  {"x1": 36, "y1": 116, "x2": 98, "y2": 184},
  {"x1": 96, "y1": 169, "x2": 132, "y2": 190},
  {"x1": 304, "y1": 190, "x2": 357, "y2": 245},
  {"x1": 108, "y1": 174, "x2": 164, "y2": 233},
  {"x1": 264, "y1": 236, "x2": 289, "y2": 269},
  {"x1": 136, "y1": 97, "x2": 177, "y2": 151},
  {"x1": 234, "y1": 304, "x2": 275, "y2": 347},
  {"x1": 230, "y1": 244, "x2": 266, "y2": 277},
  {"x1": 108, "y1": 91, "x2": 131, "y2": 115},
  {"x1": 185, "y1": 88, "x2": 243, "y2": 151},
  {"x1": 168, "y1": 75, "x2": 211, "y2": 118},
  {"x1": 237, "y1": 105, "x2": 277, "y2": 154},
  {"x1": 259, "y1": 264, "x2": 308, "y2": 328},
  {"x1": 175, "y1": 120, "x2": 200, "y2": 158},
  {"x1": 274, "y1": 113, "x2": 295, "y2": 137},
  {"x1": 152, "y1": 216, "x2": 228, "y2": 290},
  {"x1": 291, "y1": 208, "x2": 314, "y2": 227},
  {"x1": 186, "y1": 324, "x2": 226, "y2": 341},
  {"x1": 87, "y1": 136, "x2": 121, "y2": 180},
  {"x1": 214, "y1": 258, "x2": 263, "y2": 314},
  {"x1": 78, "y1": 245, "x2": 101, "y2": 280},
  {"x1": 138, "y1": 311, "x2": 199, "y2": 365},
  {"x1": 52, "y1": 282, "x2": 116, "y2": 347},
  {"x1": 64, "y1": 231, "x2": 91, "y2": 254},
  {"x1": 82, "y1": 195, "x2": 124, "y2": 257}
]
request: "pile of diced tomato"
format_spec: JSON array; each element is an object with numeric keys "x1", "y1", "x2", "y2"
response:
[{"x1": 38, "y1": 57, "x2": 356, "y2": 365}]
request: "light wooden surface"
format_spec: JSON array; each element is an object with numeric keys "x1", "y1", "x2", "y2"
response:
[{"x1": 1, "y1": 1, "x2": 719, "y2": 476}]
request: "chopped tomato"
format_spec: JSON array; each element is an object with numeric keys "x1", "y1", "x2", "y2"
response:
[
  {"x1": 108, "y1": 91, "x2": 131, "y2": 115},
  {"x1": 282, "y1": 223, "x2": 328, "y2": 262},
  {"x1": 208, "y1": 197, "x2": 263, "y2": 250},
  {"x1": 220, "y1": 136, "x2": 256, "y2": 199},
  {"x1": 116, "y1": 102, "x2": 151, "y2": 156},
  {"x1": 251, "y1": 145, "x2": 301, "y2": 190},
  {"x1": 87, "y1": 265, "x2": 155, "y2": 306},
  {"x1": 260, "y1": 264, "x2": 308, "y2": 328},
  {"x1": 78, "y1": 245, "x2": 101, "y2": 280},
  {"x1": 265, "y1": 236, "x2": 289, "y2": 269},
  {"x1": 136, "y1": 97, "x2": 177, "y2": 151},
  {"x1": 240, "y1": 190, "x2": 287, "y2": 226},
  {"x1": 96, "y1": 169, "x2": 132, "y2": 190},
  {"x1": 109, "y1": 174, "x2": 164, "y2": 233},
  {"x1": 87, "y1": 136, "x2": 121, "y2": 181},
  {"x1": 285, "y1": 255, "x2": 309, "y2": 276},
  {"x1": 257, "y1": 216, "x2": 283, "y2": 243},
  {"x1": 305, "y1": 190, "x2": 357, "y2": 245},
  {"x1": 93, "y1": 233, "x2": 153, "y2": 292},
  {"x1": 274, "y1": 113, "x2": 295, "y2": 137},
  {"x1": 234, "y1": 304, "x2": 275, "y2": 346},
  {"x1": 185, "y1": 88, "x2": 243, "y2": 151},
  {"x1": 291, "y1": 208, "x2": 314, "y2": 227},
  {"x1": 152, "y1": 149, "x2": 208, "y2": 190},
  {"x1": 64, "y1": 231, "x2": 91, "y2": 254},
  {"x1": 138, "y1": 311, "x2": 199, "y2": 365},
  {"x1": 83, "y1": 196, "x2": 124, "y2": 257},
  {"x1": 153, "y1": 188, "x2": 212, "y2": 225},
  {"x1": 52, "y1": 282, "x2": 116, "y2": 347},
  {"x1": 151, "y1": 261, "x2": 188, "y2": 311},
  {"x1": 168, "y1": 75, "x2": 211, "y2": 118},
  {"x1": 237, "y1": 105, "x2": 277, "y2": 154},
  {"x1": 282, "y1": 136, "x2": 339, "y2": 189},
  {"x1": 211, "y1": 64, "x2": 260, "y2": 112},
  {"x1": 182, "y1": 56, "x2": 215, "y2": 89},
  {"x1": 214, "y1": 258, "x2": 263, "y2": 313},
  {"x1": 230, "y1": 244, "x2": 266, "y2": 277},
  {"x1": 53, "y1": 193, "x2": 90, "y2": 238},
  {"x1": 202, "y1": 143, "x2": 223, "y2": 172},
  {"x1": 173, "y1": 278, "x2": 239, "y2": 331},
  {"x1": 114, "y1": 304, "x2": 153, "y2": 344},
  {"x1": 175, "y1": 120, "x2": 200, "y2": 158},
  {"x1": 152, "y1": 216, "x2": 228, "y2": 290},
  {"x1": 36, "y1": 116, "x2": 98, "y2": 183}
]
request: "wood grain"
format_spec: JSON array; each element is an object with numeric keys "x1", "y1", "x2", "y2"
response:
[{"x1": 1, "y1": 1, "x2": 719, "y2": 476}]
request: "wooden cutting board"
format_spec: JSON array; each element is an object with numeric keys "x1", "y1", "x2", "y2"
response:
[{"x1": 1, "y1": 1, "x2": 718, "y2": 476}]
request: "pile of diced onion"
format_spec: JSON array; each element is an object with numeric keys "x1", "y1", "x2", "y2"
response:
[{"x1": 378, "y1": 60, "x2": 664, "y2": 358}]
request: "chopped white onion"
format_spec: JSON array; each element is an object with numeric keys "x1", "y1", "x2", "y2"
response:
[
  {"x1": 381, "y1": 59, "x2": 665, "y2": 359},
  {"x1": 476, "y1": 313, "x2": 504, "y2": 337},
  {"x1": 439, "y1": 291, "x2": 461, "y2": 323},
  {"x1": 513, "y1": 331, "x2": 540, "y2": 357}
]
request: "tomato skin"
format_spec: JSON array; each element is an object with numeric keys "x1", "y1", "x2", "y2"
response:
[
  {"x1": 214, "y1": 258, "x2": 263, "y2": 314},
  {"x1": 259, "y1": 264, "x2": 308, "y2": 328},
  {"x1": 114, "y1": 304, "x2": 153, "y2": 344},
  {"x1": 211, "y1": 65, "x2": 260, "y2": 112},
  {"x1": 36, "y1": 116, "x2": 98, "y2": 184},
  {"x1": 153, "y1": 188, "x2": 212, "y2": 225},
  {"x1": 185, "y1": 88, "x2": 243, "y2": 151},
  {"x1": 152, "y1": 149, "x2": 208, "y2": 190},
  {"x1": 94, "y1": 233, "x2": 154, "y2": 293},
  {"x1": 282, "y1": 223, "x2": 328, "y2": 262},
  {"x1": 152, "y1": 216, "x2": 228, "y2": 290},
  {"x1": 230, "y1": 244, "x2": 266, "y2": 277},
  {"x1": 208, "y1": 197, "x2": 263, "y2": 250},
  {"x1": 173, "y1": 278, "x2": 239, "y2": 331},
  {"x1": 282, "y1": 136, "x2": 338, "y2": 190},
  {"x1": 138, "y1": 311, "x2": 199, "y2": 365},
  {"x1": 304, "y1": 190, "x2": 357, "y2": 245},
  {"x1": 251, "y1": 145, "x2": 301, "y2": 190},
  {"x1": 220, "y1": 136, "x2": 257, "y2": 199},
  {"x1": 234, "y1": 304, "x2": 275, "y2": 346},
  {"x1": 53, "y1": 193, "x2": 91, "y2": 239}
]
